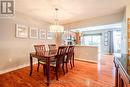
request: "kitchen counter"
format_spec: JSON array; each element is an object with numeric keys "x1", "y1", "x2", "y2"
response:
[{"x1": 74, "y1": 45, "x2": 98, "y2": 63}]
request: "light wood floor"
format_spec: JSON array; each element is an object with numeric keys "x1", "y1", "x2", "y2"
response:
[{"x1": 0, "y1": 55, "x2": 115, "y2": 87}]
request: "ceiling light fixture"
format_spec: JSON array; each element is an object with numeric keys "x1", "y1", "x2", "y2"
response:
[{"x1": 50, "y1": 8, "x2": 64, "y2": 32}]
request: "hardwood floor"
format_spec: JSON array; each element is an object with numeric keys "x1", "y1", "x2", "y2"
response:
[{"x1": 0, "y1": 55, "x2": 115, "y2": 87}]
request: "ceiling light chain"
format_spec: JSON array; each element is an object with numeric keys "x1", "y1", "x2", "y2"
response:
[
  {"x1": 50, "y1": 7, "x2": 64, "y2": 32},
  {"x1": 54, "y1": 8, "x2": 59, "y2": 25}
]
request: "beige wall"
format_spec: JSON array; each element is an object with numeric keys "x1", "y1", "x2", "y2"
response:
[
  {"x1": 126, "y1": 0, "x2": 130, "y2": 18},
  {"x1": 64, "y1": 11, "x2": 124, "y2": 30},
  {"x1": 0, "y1": 12, "x2": 56, "y2": 72},
  {"x1": 55, "y1": 33, "x2": 63, "y2": 46}
]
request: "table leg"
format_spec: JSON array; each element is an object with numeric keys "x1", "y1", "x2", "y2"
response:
[
  {"x1": 73, "y1": 53, "x2": 74, "y2": 67},
  {"x1": 115, "y1": 67, "x2": 118, "y2": 87},
  {"x1": 29, "y1": 54, "x2": 33, "y2": 76},
  {"x1": 46, "y1": 57, "x2": 50, "y2": 86}
]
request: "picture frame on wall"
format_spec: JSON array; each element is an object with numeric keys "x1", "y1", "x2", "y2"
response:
[
  {"x1": 39, "y1": 29, "x2": 46, "y2": 39},
  {"x1": 15, "y1": 24, "x2": 28, "y2": 38},
  {"x1": 29, "y1": 27, "x2": 38, "y2": 39},
  {"x1": 47, "y1": 31, "x2": 53, "y2": 39}
]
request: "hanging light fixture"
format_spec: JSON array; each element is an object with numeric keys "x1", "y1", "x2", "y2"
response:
[{"x1": 50, "y1": 8, "x2": 64, "y2": 32}]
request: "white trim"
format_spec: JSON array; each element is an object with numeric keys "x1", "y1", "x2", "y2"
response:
[
  {"x1": 0, "y1": 61, "x2": 37, "y2": 75},
  {"x1": 75, "y1": 58, "x2": 97, "y2": 63}
]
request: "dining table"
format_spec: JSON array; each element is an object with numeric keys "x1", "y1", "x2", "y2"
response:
[{"x1": 29, "y1": 50, "x2": 57, "y2": 86}]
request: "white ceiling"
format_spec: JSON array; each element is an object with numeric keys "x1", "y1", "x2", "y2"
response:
[{"x1": 16, "y1": 0, "x2": 126, "y2": 24}]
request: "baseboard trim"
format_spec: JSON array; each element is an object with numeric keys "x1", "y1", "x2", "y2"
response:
[
  {"x1": 0, "y1": 61, "x2": 37, "y2": 75},
  {"x1": 75, "y1": 58, "x2": 97, "y2": 64},
  {"x1": 0, "y1": 58, "x2": 97, "y2": 74}
]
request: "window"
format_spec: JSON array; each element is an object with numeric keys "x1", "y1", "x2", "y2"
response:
[{"x1": 81, "y1": 33, "x2": 102, "y2": 46}]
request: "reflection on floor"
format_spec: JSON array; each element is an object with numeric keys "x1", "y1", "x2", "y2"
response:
[{"x1": 0, "y1": 55, "x2": 115, "y2": 87}]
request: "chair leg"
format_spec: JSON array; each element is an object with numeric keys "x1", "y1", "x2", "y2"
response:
[
  {"x1": 70, "y1": 60, "x2": 73, "y2": 69},
  {"x1": 66, "y1": 62, "x2": 68, "y2": 73},
  {"x1": 62, "y1": 64, "x2": 65, "y2": 75},
  {"x1": 37, "y1": 60, "x2": 40, "y2": 72},
  {"x1": 55, "y1": 67, "x2": 58, "y2": 80},
  {"x1": 43, "y1": 64, "x2": 46, "y2": 76},
  {"x1": 73, "y1": 54, "x2": 75, "y2": 67},
  {"x1": 52, "y1": 67, "x2": 55, "y2": 71}
]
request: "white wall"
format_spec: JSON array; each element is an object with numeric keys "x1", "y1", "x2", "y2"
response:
[
  {"x1": 121, "y1": 0, "x2": 130, "y2": 54},
  {"x1": 121, "y1": 9, "x2": 127, "y2": 54},
  {"x1": 0, "y1": 12, "x2": 56, "y2": 72}
]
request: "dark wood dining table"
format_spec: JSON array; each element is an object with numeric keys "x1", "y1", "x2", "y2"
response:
[{"x1": 29, "y1": 50, "x2": 57, "y2": 86}]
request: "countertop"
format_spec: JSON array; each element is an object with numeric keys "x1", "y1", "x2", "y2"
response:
[
  {"x1": 74, "y1": 45, "x2": 98, "y2": 47},
  {"x1": 61, "y1": 45, "x2": 98, "y2": 47}
]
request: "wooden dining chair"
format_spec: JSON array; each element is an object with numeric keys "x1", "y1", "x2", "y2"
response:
[
  {"x1": 34, "y1": 45, "x2": 46, "y2": 73},
  {"x1": 71, "y1": 46, "x2": 75, "y2": 67},
  {"x1": 48, "y1": 44, "x2": 57, "y2": 50},
  {"x1": 38, "y1": 46, "x2": 67, "y2": 80},
  {"x1": 64, "y1": 46, "x2": 74, "y2": 73},
  {"x1": 52, "y1": 46, "x2": 67, "y2": 80}
]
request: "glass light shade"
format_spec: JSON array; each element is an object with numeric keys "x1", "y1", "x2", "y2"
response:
[{"x1": 50, "y1": 24, "x2": 64, "y2": 32}]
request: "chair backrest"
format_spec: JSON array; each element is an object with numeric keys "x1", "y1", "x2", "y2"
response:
[
  {"x1": 66, "y1": 46, "x2": 74, "y2": 62},
  {"x1": 56, "y1": 46, "x2": 67, "y2": 66},
  {"x1": 48, "y1": 44, "x2": 57, "y2": 51},
  {"x1": 34, "y1": 45, "x2": 45, "y2": 52},
  {"x1": 70, "y1": 46, "x2": 74, "y2": 54}
]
